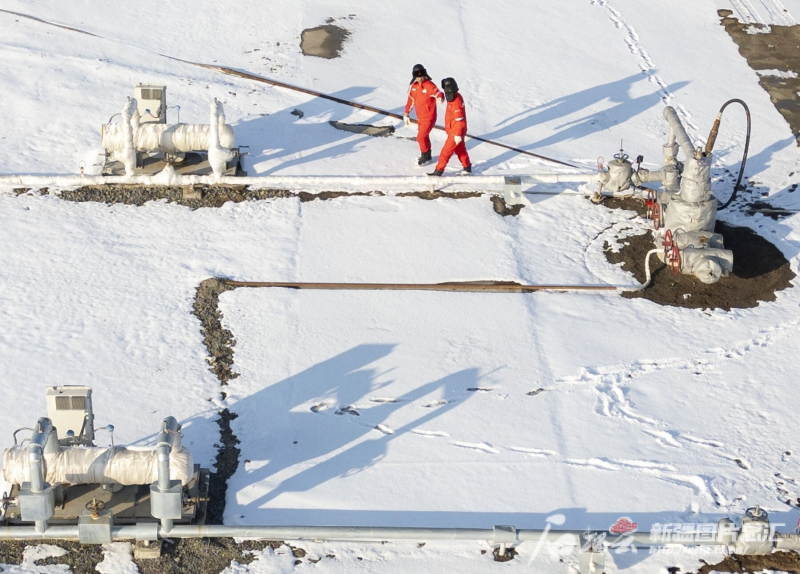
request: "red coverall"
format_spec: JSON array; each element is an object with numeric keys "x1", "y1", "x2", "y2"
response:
[
  {"x1": 405, "y1": 80, "x2": 442, "y2": 153},
  {"x1": 435, "y1": 93, "x2": 470, "y2": 171}
]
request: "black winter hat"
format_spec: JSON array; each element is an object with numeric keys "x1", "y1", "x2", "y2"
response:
[{"x1": 441, "y1": 77, "x2": 459, "y2": 93}]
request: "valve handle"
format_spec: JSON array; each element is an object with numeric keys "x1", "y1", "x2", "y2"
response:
[
  {"x1": 86, "y1": 497, "x2": 106, "y2": 518},
  {"x1": 668, "y1": 244, "x2": 681, "y2": 275},
  {"x1": 652, "y1": 203, "x2": 662, "y2": 230}
]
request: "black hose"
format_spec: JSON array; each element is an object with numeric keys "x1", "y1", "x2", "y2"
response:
[{"x1": 706, "y1": 99, "x2": 751, "y2": 210}]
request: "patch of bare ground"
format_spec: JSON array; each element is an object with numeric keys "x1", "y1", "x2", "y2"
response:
[{"x1": 601, "y1": 197, "x2": 794, "y2": 309}]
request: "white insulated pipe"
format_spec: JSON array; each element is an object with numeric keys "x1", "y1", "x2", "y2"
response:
[
  {"x1": 663, "y1": 107, "x2": 696, "y2": 159},
  {"x1": 28, "y1": 417, "x2": 53, "y2": 533},
  {"x1": 620, "y1": 249, "x2": 660, "y2": 292},
  {"x1": 0, "y1": 524, "x2": 796, "y2": 551},
  {"x1": 632, "y1": 169, "x2": 664, "y2": 185},
  {"x1": 0, "y1": 173, "x2": 598, "y2": 191}
]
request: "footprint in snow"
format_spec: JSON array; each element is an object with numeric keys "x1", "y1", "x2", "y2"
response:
[
  {"x1": 451, "y1": 441, "x2": 500, "y2": 454},
  {"x1": 335, "y1": 405, "x2": 360, "y2": 416},
  {"x1": 412, "y1": 429, "x2": 450, "y2": 438},
  {"x1": 422, "y1": 399, "x2": 450, "y2": 408},
  {"x1": 374, "y1": 424, "x2": 394, "y2": 435},
  {"x1": 509, "y1": 447, "x2": 558, "y2": 458}
]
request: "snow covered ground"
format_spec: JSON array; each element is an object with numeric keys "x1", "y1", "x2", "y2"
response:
[{"x1": 2, "y1": 0, "x2": 800, "y2": 572}]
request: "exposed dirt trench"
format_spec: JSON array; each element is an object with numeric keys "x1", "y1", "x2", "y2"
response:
[
  {"x1": 42, "y1": 185, "x2": 489, "y2": 207},
  {"x1": 601, "y1": 197, "x2": 794, "y2": 310},
  {"x1": 692, "y1": 550, "x2": 800, "y2": 573},
  {"x1": 192, "y1": 278, "x2": 240, "y2": 524}
]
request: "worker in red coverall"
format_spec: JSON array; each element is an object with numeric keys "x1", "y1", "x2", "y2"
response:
[
  {"x1": 429, "y1": 77, "x2": 471, "y2": 176},
  {"x1": 404, "y1": 64, "x2": 443, "y2": 167}
]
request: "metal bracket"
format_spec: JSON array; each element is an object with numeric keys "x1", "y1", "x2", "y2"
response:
[
  {"x1": 79, "y1": 508, "x2": 114, "y2": 544},
  {"x1": 150, "y1": 481, "x2": 183, "y2": 520},
  {"x1": 18, "y1": 483, "x2": 55, "y2": 522},
  {"x1": 503, "y1": 175, "x2": 524, "y2": 206},
  {"x1": 493, "y1": 524, "x2": 517, "y2": 557}
]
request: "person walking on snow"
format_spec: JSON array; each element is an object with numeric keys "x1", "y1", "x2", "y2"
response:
[
  {"x1": 404, "y1": 64, "x2": 443, "y2": 166},
  {"x1": 429, "y1": 77, "x2": 471, "y2": 176}
]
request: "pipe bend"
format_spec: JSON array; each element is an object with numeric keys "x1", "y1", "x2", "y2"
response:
[
  {"x1": 29, "y1": 418, "x2": 53, "y2": 449},
  {"x1": 663, "y1": 107, "x2": 696, "y2": 159}
]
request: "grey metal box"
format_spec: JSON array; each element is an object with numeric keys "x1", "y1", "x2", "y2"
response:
[
  {"x1": 19, "y1": 483, "x2": 55, "y2": 522},
  {"x1": 150, "y1": 481, "x2": 182, "y2": 520},
  {"x1": 79, "y1": 508, "x2": 113, "y2": 544}
]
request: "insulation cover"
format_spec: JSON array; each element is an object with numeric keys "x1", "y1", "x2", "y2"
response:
[
  {"x1": 102, "y1": 123, "x2": 236, "y2": 153},
  {"x1": 663, "y1": 196, "x2": 717, "y2": 233},
  {"x1": 3, "y1": 446, "x2": 194, "y2": 486}
]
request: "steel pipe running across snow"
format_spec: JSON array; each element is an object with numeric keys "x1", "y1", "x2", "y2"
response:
[
  {"x1": 0, "y1": 524, "x2": 799, "y2": 551},
  {"x1": 0, "y1": 173, "x2": 598, "y2": 189}
]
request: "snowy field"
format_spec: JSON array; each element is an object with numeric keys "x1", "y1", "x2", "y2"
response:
[{"x1": 2, "y1": 0, "x2": 800, "y2": 572}]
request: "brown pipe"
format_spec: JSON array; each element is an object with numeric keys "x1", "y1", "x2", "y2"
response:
[{"x1": 222, "y1": 280, "x2": 619, "y2": 292}]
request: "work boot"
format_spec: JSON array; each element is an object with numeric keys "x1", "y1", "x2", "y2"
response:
[
  {"x1": 463, "y1": 164, "x2": 472, "y2": 174},
  {"x1": 417, "y1": 151, "x2": 432, "y2": 166},
  {"x1": 428, "y1": 169, "x2": 443, "y2": 177}
]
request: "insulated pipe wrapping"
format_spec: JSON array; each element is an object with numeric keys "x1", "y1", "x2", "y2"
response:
[
  {"x1": 663, "y1": 107, "x2": 696, "y2": 159},
  {"x1": 120, "y1": 99, "x2": 137, "y2": 177},
  {"x1": 631, "y1": 170, "x2": 664, "y2": 185},
  {"x1": 2, "y1": 445, "x2": 195, "y2": 487},
  {"x1": 102, "y1": 123, "x2": 237, "y2": 154}
]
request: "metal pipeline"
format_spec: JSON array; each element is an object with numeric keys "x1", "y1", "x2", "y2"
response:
[
  {"x1": 155, "y1": 416, "x2": 179, "y2": 532},
  {"x1": 0, "y1": 524, "x2": 795, "y2": 550},
  {"x1": 704, "y1": 99, "x2": 751, "y2": 210},
  {"x1": 27, "y1": 418, "x2": 53, "y2": 494},
  {"x1": 27, "y1": 418, "x2": 54, "y2": 533},
  {"x1": 663, "y1": 107, "x2": 696, "y2": 159},
  {"x1": 0, "y1": 173, "x2": 598, "y2": 190},
  {"x1": 156, "y1": 417, "x2": 178, "y2": 491}
]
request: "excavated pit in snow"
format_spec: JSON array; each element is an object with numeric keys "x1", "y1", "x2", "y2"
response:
[{"x1": 601, "y1": 197, "x2": 794, "y2": 310}]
